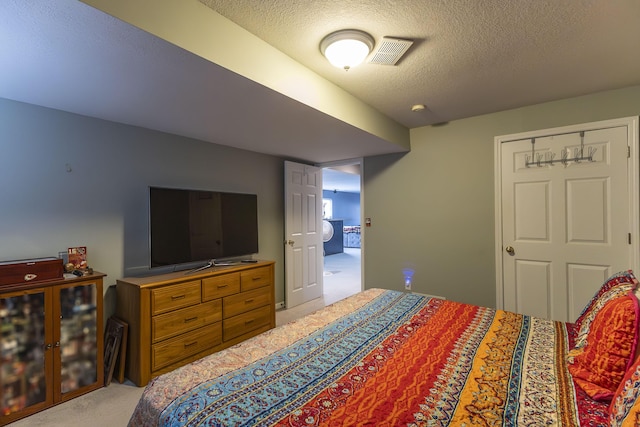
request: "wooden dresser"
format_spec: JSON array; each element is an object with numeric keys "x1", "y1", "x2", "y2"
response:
[{"x1": 116, "y1": 261, "x2": 275, "y2": 386}]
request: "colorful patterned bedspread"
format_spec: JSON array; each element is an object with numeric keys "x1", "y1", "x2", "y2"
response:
[{"x1": 129, "y1": 289, "x2": 609, "y2": 426}]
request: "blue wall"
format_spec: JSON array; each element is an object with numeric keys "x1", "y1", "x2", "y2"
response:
[{"x1": 322, "y1": 190, "x2": 360, "y2": 226}]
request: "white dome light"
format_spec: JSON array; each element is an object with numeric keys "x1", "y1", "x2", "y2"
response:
[{"x1": 320, "y1": 30, "x2": 374, "y2": 71}]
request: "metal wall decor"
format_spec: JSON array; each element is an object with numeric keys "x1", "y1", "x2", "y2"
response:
[{"x1": 525, "y1": 131, "x2": 597, "y2": 167}]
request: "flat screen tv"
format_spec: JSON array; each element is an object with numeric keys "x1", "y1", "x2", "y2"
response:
[{"x1": 149, "y1": 187, "x2": 258, "y2": 269}]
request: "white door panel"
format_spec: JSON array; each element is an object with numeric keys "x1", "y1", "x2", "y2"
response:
[
  {"x1": 567, "y1": 265, "x2": 611, "y2": 321},
  {"x1": 514, "y1": 260, "x2": 550, "y2": 319},
  {"x1": 498, "y1": 120, "x2": 637, "y2": 322},
  {"x1": 306, "y1": 244, "x2": 320, "y2": 293},
  {"x1": 567, "y1": 178, "x2": 608, "y2": 243},
  {"x1": 291, "y1": 247, "x2": 303, "y2": 292},
  {"x1": 514, "y1": 181, "x2": 549, "y2": 241}
]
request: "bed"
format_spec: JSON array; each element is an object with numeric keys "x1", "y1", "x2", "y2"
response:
[
  {"x1": 129, "y1": 271, "x2": 640, "y2": 426},
  {"x1": 343, "y1": 225, "x2": 361, "y2": 248}
]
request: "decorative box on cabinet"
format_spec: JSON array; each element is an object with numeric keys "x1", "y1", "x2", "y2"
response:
[
  {"x1": 0, "y1": 272, "x2": 105, "y2": 426},
  {"x1": 116, "y1": 261, "x2": 275, "y2": 387}
]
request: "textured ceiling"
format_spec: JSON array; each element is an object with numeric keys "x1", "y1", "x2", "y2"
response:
[{"x1": 200, "y1": 0, "x2": 640, "y2": 128}]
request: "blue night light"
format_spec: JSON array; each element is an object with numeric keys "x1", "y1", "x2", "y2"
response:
[{"x1": 402, "y1": 268, "x2": 415, "y2": 290}]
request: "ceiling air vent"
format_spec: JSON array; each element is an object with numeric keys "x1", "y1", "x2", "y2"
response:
[{"x1": 368, "y1": 37, "x2": 414, "y2": 66}]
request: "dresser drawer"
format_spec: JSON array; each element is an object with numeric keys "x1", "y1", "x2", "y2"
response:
[
  {"x1": 152, "y1": 299, "x2": 222, "y2": 343},
  {"x1": 223, "y1": 305, "x2": 271, "y2": 341},
  {"x1": 151, "y1": 280, "x2": 201, "y2": 315},
  {"x1": 202, "y1": 273, "x2": 240, "y2": 301},
  {"x1": 152, "y1": 323, "x2": 222, "y2": 371},
  {"x1": 223, "y1": 286, "x2": 271, "y2": 318},
  {"x1": 240, "y1": 266, "x2": 271, "y2": 292}
]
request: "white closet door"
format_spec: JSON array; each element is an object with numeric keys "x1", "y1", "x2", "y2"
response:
[{"x1": 497, "y1": 118, "x2": 638, "y2": 322}]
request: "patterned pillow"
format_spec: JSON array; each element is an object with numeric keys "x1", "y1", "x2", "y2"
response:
[
  {"x1": 570, "y1": 270, "x2": 638, "y2": 355},
  {"x1": 609, "y1": 356, "x2": 640, "y2": 426},
  {"x1": 568, "y1": 292, "x2": 640, "y2": 402}
]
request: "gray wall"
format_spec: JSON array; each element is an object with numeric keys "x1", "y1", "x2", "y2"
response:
[
  {"x1": 4, "y1": 84, "x2": 640, "y2": 317},
  {"x1": 0, "y1": 98, "x2": 286, "y2": 317},
  {"x1": 363, "y1": 85, "x2": 640, "y2": 308}
]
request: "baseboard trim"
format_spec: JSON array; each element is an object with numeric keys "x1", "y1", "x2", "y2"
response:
[
  {"x1": 275, "y1": 301, "x2": 285, "y2": 310},
  {"x1": 411, "y1": 292, "x2": 445, "y2": 300}
]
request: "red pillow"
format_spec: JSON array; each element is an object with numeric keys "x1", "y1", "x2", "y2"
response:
[
  {"x1": 574, "y1": 270, "x2": 638, "y2": 329},
  {"x1": 570, "y1": 271, "x2": 638, "y2": 357},
  {"x1": 609, "y1": 355, "x2": 640, "y2": 426},
  {"x1": 568, "y1": 292, "x2": 640, "y2": 402}
]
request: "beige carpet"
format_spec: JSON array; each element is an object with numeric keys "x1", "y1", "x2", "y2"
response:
[
  {"x1": 8, "y1": 248, "x2": 361, "y2": 426},
  {"x1": 7, "y1": 380, "x2": 143, "y2": 427}
]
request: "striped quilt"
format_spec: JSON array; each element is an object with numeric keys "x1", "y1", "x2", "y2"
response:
[{"x1": 129, "y1": 289, "x2": 608, "y2": 426}]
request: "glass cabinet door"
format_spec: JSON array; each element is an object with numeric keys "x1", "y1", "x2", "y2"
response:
[
  {"x1": 58, "y1": 283, "x2": 98, "y2": 394},
  {"x1": 0, "y1": 290, "x2": 48, "y2": 416}
]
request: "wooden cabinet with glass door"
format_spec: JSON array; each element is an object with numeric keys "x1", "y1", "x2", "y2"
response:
[{"x1": 0, "y1": 273, "x2": 104, "y2": 426}]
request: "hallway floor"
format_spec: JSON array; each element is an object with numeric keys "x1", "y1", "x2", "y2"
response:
[{"x1": 276, "y1": 248, "x2": 361, "y2": 325}]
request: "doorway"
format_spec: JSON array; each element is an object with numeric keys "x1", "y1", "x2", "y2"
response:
[{"x1": 322, "y1": 160, "x2": 363, "y2": 304}]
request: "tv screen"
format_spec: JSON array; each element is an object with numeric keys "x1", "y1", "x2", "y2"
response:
[{"x1": 149, "y1": 187, "x2": 258, "y2": 268}]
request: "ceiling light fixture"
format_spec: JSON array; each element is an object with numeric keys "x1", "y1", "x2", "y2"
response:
[{"x1": 320, "y1": 30, "x2": 374, "y2": 71}]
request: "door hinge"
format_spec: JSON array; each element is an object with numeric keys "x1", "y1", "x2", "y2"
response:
[
  {"x1": 628, "y1": 146, "x2": 631, "y2": 158},
  {"x1": 629, "y1": 233, "x2": 632, "y2": 244}
]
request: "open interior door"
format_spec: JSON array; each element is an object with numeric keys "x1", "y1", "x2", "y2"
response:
[{"x1": 284, "y1": 161, "x2": 323, "y2": 308}]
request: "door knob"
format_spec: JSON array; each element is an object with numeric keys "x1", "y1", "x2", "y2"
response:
[
  {"x1": 505, "y1": 246, "x2": 515, "y2": 255},
  {"x1": 284, "y1": 240, "x2": 294, "y2": 246}
]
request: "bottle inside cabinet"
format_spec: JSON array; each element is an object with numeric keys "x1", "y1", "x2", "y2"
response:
[
  {"x1": 0, "y1": 292, "x2": 46, "y2": 416},
  {"x1": 59, "y1": 284, "x2": 98, "y2": 394}
]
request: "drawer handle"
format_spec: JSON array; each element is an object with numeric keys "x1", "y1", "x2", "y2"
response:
[
  {"x1": 184, "y1": 316, "x2": 198, "y2": 323},
  {"x1": 171, "y1": 294, "x2": 186, "y2": 301},
  {"x1": 217, "y1": 284, "x2": 228, "y2": 289},
  {"x1": 252, "y1": 277, "x2": 261, "y2": 281},
  {"x1": 184, "y1": 341, "x2": 198, "y2": 348},
  {"x1": 245, "y1": 299, "x2": 254, "y2": 304},
  {"x1": 245, "y1": 319, "x2": 255, "y2": 325}
]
